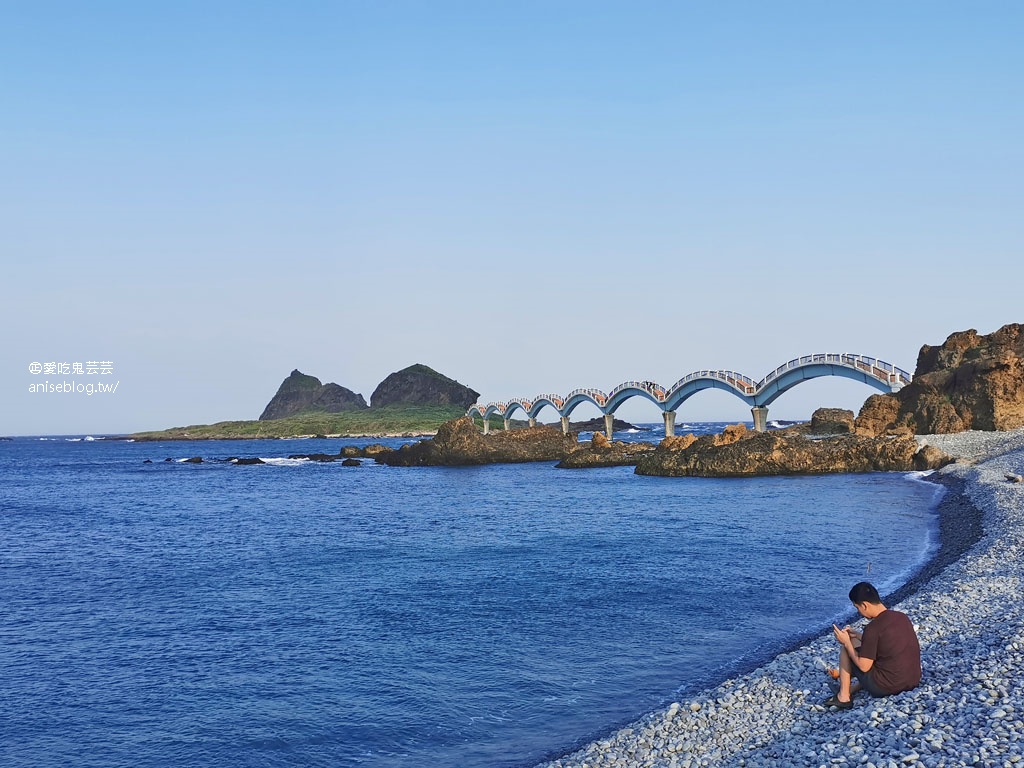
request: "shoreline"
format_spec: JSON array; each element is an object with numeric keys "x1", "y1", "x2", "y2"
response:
[{"x1": 537, "y1": 429, "x2": 1024, "y2": 767}]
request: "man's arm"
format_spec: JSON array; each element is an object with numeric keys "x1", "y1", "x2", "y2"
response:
[{"x1": 833, "y1": 625, "x2": 875, "y2": 673}]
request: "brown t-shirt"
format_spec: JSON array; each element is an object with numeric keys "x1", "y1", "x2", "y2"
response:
[{"x1": 860, "y1": 609, "x2": 922, "y2": 694}]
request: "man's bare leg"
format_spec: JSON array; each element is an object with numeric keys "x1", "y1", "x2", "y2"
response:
[{"x1": 837, "y1": 644, "x2": 863, "y2": 703}]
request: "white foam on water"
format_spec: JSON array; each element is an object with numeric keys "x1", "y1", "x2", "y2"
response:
[{"x1": 258, "y1": 457, "x2": 312, "y2": 467}]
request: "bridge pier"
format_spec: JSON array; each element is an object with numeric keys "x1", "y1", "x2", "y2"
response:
[
  {"x1": 483, "y1": 418, "x2": 490, "y2": 435},
  {"x1": 751, "y1": 406, "x2": 769, "y2": 433},
  {"x1": 528, "y1": 417, "x2": 536, "y2": 428},
  {"x1": 604, "y1": 413, "x2": 615, "y2": 442},
  {"x1": 663, "y1": 410, "x2": 676, "y2": 438},
  {"x1": 503, "y1": 418, "x2": 510, "y2": 431},
  {"x1": 560, "y1": 416, "x2": 570, "y2": 435}
]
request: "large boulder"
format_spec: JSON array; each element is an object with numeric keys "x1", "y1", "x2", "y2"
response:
[
  {"x1": 809, "y1": 408, "x2": 856, "y2": 435},
  {"x1": 635, "y1": 429, "x2": 948, "y2": 477},
  {"x1": 370, "y1": 364, "x2": 480, "y2": 409},
  {"x1": 259, "y1": 370, "x2": 368, "y2": 420},
  {"x1": 856, "y1": 323, "x2": 1024, "y2": 435},
  {"x1": 377, "y1": 417, "x2": 577, "y2": 466}
]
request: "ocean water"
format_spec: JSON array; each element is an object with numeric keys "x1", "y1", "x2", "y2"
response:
[{"x1": 0, "y1": 428, "x2": 942, "y2": 768}]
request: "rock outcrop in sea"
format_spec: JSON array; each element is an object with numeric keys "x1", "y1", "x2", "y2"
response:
[
  {"x1": 259, "y1": 370, "x2": 368, "y2": 420},
  {"x1": 376, "y1": 416, "x2": 576, "y2": 466},
  {"x1": 370, "y1": 364, "x2": 480, "y2": 409},
  {"x1": 556, "y1": 432, "x2": 658, "y2": 469},
  {"x1": 857, "y1": 322, "x2": 1024, "y2": 435},
  {"x1": 635, "y1": 422, "x2": 952, "y2": 477}
]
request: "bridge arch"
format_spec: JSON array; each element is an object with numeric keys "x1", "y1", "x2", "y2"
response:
[
  {"x1": 754, "y1": 361, "x2": 897, "y2": 407},
  {"x1": 467, "y1": 352, "x2": 912, "y2": 434}
]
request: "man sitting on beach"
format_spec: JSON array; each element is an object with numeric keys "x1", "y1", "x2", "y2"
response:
[{"x1": 824, "y1": 581, "x2": 922, "y2": 710}]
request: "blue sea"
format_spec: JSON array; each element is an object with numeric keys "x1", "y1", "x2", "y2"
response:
[{"x1": 0, "y1": 424, "x2": 942, "y2": 768}]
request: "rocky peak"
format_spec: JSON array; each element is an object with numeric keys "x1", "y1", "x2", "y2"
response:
[
  {"x1": 856, "y1": 323, "x2": 1024, "y2": 435},
  {"x1": 370, "y1": 364, "x2": 480, "y2": 409},
  {"x1": 259, "y1": 369, "x2": 368, "y2": 421}
]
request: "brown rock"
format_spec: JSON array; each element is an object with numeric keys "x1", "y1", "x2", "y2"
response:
[
  {"x1": 556, "y1": 441, "x2": 657, "y2": 469},
  {"x1": 713, "y1": 423, "x2": 747, "y2": 446},
  {"x1": 660, "y1": 434, "x2": 697, "y2": 451},
  {"x1": 591, "y1": 432, "x2": 611, "y2": 449},
  {"x1": 635, "y1": 430, "x2": 921, "y2": 477},
  {"x1": 855, "y1": 395, "x2": 901, "y2": 437},
  {"x1": 377, "y1": 417, "x2": 578, "y2": 466},
  {"x1": 810, "y1": 407, "x2": 856, "y2": 435},
  {"x1": 895, "y1": 323, "x2": 1024, "y2": 433},
  {"x1": 912, "y1": 444, "x2": 954, "y2": 471}
]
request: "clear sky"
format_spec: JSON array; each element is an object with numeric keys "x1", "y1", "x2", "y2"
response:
[{"x1": 3, "y1": 2, "x2": 1022, "y2": 435}]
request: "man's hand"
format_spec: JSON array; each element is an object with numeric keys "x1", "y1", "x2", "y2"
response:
[{"x1": 832, "y1": 624, "x2": 854, "y2": 649}]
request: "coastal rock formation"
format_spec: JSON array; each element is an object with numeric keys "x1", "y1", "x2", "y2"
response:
[
  {"x1": 259, "y1": 370, "x2": 368, "y2": 420},
  {"x1": 376, "y1": 417, "x2": 577, "y2": 466},
  {"x1": 856, "y1": 323, "x2": 1024, "y2": 435},
  {"x1": 556, "y1": 440, "x2": 658, "y2": 469},
  {"x1": 635, "y1": 429, "x2": 952, "y2": 477},
  {"x1": 809, "y1": 408, "x2": 855, "y2": 435},
  {"x1": 370, "y1": 364, "x2": 479, "y2": 409}
]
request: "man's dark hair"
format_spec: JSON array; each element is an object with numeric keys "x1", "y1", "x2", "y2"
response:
[{"x1": 849, "y1": 581, "x2": 882, "y2": 605}]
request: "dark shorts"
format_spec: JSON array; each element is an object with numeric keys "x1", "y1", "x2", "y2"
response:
[{"x1": 853, "y1": 668, "x2": 890, "y2": 698}]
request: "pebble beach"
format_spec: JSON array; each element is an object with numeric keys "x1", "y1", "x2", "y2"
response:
[{"x1": 538, "y1": 429, "x2": 1024, "y2": 768}]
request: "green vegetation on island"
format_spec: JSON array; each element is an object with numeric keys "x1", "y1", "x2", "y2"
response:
[{"x1": 130, "y1": 404, "x2": 471, "y2": 441}]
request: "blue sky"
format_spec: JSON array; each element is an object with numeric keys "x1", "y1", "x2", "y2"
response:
[{"x1": 3, "y1": 2, "x2": 1022, "y2": 435}]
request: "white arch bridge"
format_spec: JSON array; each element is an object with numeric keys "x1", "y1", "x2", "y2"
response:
[{"x1": 467, "y1": 353, "x2": 912, "y2": 438}]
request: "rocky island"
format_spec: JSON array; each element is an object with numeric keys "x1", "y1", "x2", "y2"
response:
[{"x1": 130, "y1": 363, "x2": 479, "y2": 440}]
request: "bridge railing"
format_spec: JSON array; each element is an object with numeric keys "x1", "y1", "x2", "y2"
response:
[
  {"x1": 607, "y1": 380, "x2": 668, "y2": 401},
  {"x1": 532, "y1": 393, "x2": 565, "y2": 407},
  {"x1": 757, "y1": 354, "x2": 913, "y2": 389},
  {"x1": 668, "y1": 370, "x2": 757, "y2": 395},
  {"x1": 472, "y1": 353, "x2": 913, "y2": 417},
  {"x1": 565, "y1": 388, "x2": 608, "y2": 406}
]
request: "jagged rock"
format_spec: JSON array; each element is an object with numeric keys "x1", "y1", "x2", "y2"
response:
[
  {"x1": 714, "y1": 423, "x2": 747, "y2": 445},
  {"x1": 855, "y1": 394, "x2": 902, "y2": 437},
  {"x1": 233, "y1": 457, "x2": 265, "y2": 465},
  {"x1": 340, "y1": 446, "x2": 362, "y2": 458},
  {"x1": 591, "y1": 432, "x2": 611, "y2": 449},
  {"x1": 259, "y1": 370, "x2": 368, "y2": 420},
  {"x1": 361, "y1": 444, "x2": 391, "y2": 458},
  {"x1": 857, "y1": 324, "x2": 1024, "y2": 435},
  {"x1": 556, "y1": 441, "x2": 658, "y2": 468},
  {"x1": 370, "y1": 364, "x2": 479, "y2": 409},
  {"x1": 810, "y1": 407, "x2": 856, "y2": 434},
  {"x1": 377, "y1": 417, "x2": 577, "y2": 466},
  {"x1": 660, "y1": 434, "x2": 697, "y2": 451},
  {"x1": 342, "y1": 458, "x2": 361, "y2": 467},
  {"x1": 635, "y1": 429, "x2": 924, "y2": 477}
]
